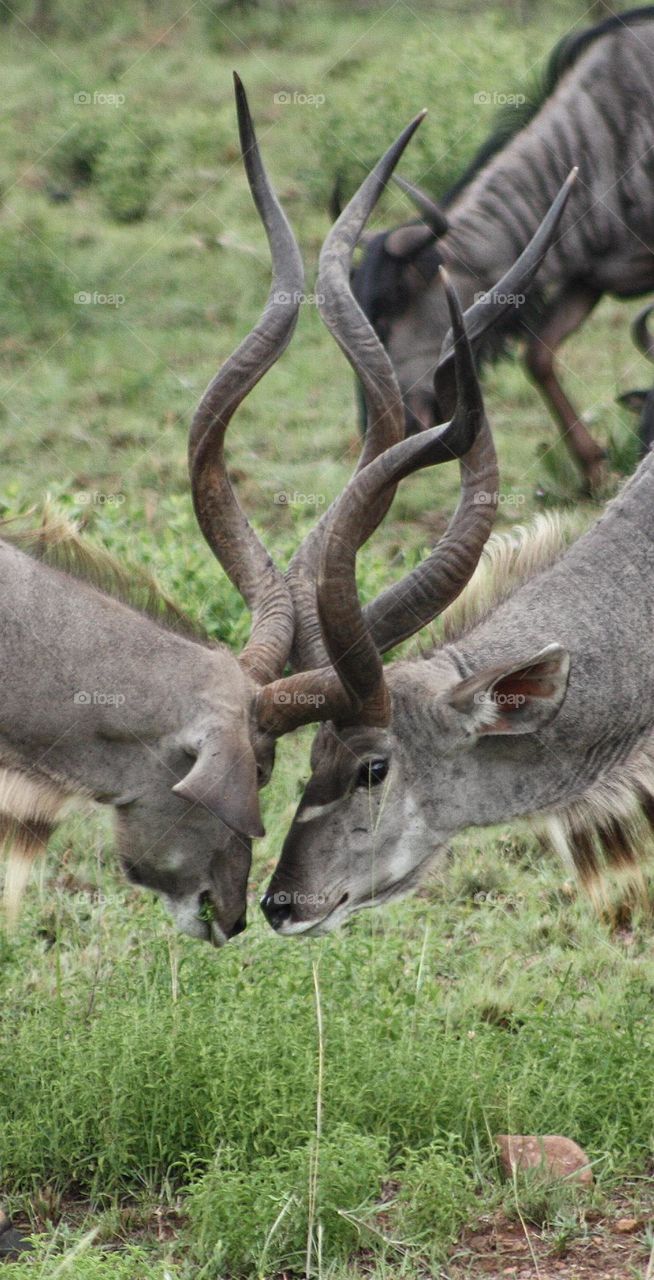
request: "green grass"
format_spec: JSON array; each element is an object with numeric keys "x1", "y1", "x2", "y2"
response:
[{"x1": 1, "y1": 1, "x2": 653, "y2": 1275}]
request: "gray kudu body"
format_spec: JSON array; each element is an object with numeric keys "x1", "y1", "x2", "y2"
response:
[{"x1": 351, "y1": 8, "x2": 654, "y2": 491}]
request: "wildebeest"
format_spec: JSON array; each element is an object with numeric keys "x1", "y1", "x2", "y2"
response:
[
  {"x1": 617, "y1": 301, "x2": 654, "y2": 456},
  {"x1": 351, "y1": 6, "x2": 654, "y2": 492}
]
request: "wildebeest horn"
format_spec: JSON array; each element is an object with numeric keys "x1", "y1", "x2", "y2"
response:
[
  {"x1": 329, "y1": 175, "x2": 343, "y2": 222},
  {"x1": 632, "y1": 302, "x2": 654, "y2": 363},
  {"x1": 257, "y1": 270, "x2": 487, "y2": 731},
  {"x1": 284, "y1": 109, "x2": 427, "y2": 671},
  {"x1": 384, "y1": 223, "x2": 439, "y2": 260},
  {"x1": 394, "y1": 174, "x2": 450, "y2": 235},
  {"x1": 188, "y1": 73, "x2": 302, "y2": 685}
]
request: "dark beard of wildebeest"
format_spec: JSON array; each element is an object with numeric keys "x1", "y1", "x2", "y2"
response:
[{"x1": 350, "y1": 6, "x2": 654, "y2": 492}]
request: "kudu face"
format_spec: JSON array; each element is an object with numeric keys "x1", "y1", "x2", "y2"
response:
[
  {"x1": 263, "y1": 718, "x2": 432, "y2": 934},
  {"x1": 112, "y1": 687, "x2": 262, "y2": 944},
  {"x1": 264, "y1": 648, "x2": 570, "y2": 934},
  {"x1": 116, "y1": 801, "x2": 252, "y2": 944}
]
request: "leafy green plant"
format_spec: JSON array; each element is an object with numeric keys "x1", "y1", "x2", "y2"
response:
[
  {"x1": 45, "y1": 112, "x2": 111, "y2": 189},
  {"x1": 188, "y1": 1127, "x2": 388, "y2": 1275},
  {"x1": 0, "y1": 219, "x2": 74, "y2": 339},
  {"x1": 95, "y1": 123, "x2": 162, "y2": 223},
  {"x1": 393, "y1": 1138, "x2": 478, "y2": 1260}
]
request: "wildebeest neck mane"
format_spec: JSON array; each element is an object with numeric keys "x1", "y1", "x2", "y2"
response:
[{"x1": 442, "y1": 5, "x2": 654, "y2": 209}]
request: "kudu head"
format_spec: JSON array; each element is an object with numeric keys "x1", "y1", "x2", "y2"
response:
[
  {"x1": 112, "y1": 704, "x2": 257, "y2": 946},
  {"x1": 259, "y1": 174, "x2": 576, "y2": 936},
  {"x1": 148, "y1": 79, "x2": 429, "y2": 938}
]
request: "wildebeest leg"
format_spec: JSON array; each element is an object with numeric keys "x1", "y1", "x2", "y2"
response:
[
  {"x1": 639, "y1": 388, "x2": 654, "y2": 454},
  {"x1": 523, "y1": 283, "x2": 605, "y2": 491},
  {"x1": 617, "y1": 387, "x2": 654, "y2": 457},
  {"x1": 0, "y1": 1209, "x2": 32, "y2": 1258}
]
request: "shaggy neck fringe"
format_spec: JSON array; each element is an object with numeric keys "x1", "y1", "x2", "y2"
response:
[
  {"x1": 441, "y1": 510, "x2": 590, "y2": 645},
  {"x1": 0, "y1": 768, "x2": 81, "y2": 925},
  {"x1": 440, "y1": 509, "x2": 654, "y2": 899},
  {"x1": 0, "y1": 503, "x2": 207, "y2": 642}
]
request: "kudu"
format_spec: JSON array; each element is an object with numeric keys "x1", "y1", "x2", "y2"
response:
[
  {"x1": 617, "y1": 302, "x2": 654, "y2": 457},
  {"x1": 259, "y1": 227, "x2": 654, "y2": 940},
  {"x1": 0, "y1": 80, "x2": 436, "y2": 943},
  {"x1": 351, "y1": 6, "x2": 654, "y2": 491}
]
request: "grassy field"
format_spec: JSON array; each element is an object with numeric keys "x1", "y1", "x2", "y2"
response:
[{"x1": 1, "y1": 1, "x2": 653, "y2": 1276}]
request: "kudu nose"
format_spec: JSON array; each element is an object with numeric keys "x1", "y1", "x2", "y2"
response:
[
  {"x1": 260, "y1": 890, "x2": 293, "y2": 930},
  {"x1": 228, "y1": 911, "x2": 247, "y2": 939}
]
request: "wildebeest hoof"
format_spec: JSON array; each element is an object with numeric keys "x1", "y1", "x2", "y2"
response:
[{"x1": 0, "y1": 1210, "x2": 33, "y2": 1259}]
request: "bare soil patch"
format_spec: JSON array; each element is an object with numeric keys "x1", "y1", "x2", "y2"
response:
[{"x1": 447, "y1": 1196, "x2": 654, "y2": 1279}]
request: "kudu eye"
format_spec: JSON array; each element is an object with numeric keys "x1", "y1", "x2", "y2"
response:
[{"x1": 355, "y1": 758, "x2": 389, "y2": 789}]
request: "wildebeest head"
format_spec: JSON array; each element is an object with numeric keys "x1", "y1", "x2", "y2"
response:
[{"x1": 351, "y1": 179, "x2": 479, "y2": 432}]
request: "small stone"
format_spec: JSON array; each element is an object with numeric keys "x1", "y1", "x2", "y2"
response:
[
  {"x1": 495, "y1": 1134, "x2": 593, "y2": 1186},
  {"x1": 614, "y1": 1216, "x2": 640, "y2": 1233}
]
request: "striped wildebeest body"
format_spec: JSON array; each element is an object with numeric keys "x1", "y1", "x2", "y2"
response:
[{"x1": 352, "y1": 6, "x2": 654, "y2": 490}]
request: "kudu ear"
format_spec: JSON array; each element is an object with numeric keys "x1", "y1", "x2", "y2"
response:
[
  {"x1": 172, "y1": 724, "x2": 264, "y2": 838},
  {"x1": 447, "y1": 644, "x2": 570, "y2": 736}
]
